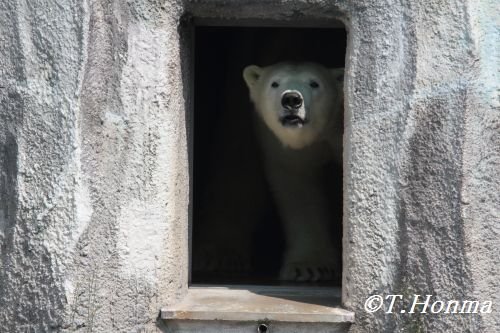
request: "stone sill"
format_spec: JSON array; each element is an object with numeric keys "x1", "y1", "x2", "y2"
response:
[{"x1": 161, "y1": 285, "x2": 354, "y2": 323}]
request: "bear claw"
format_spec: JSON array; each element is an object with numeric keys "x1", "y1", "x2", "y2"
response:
[{"x1": 280, "y1": 262, "x2": 338, "y2": 282}]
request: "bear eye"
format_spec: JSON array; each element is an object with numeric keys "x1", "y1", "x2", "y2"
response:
[
  {"x1": 271, "y1": 82, "x2": 279, "y2": 88},
  {"x1": 310, "y1": 81, "x2": 320, "y2": 88}
]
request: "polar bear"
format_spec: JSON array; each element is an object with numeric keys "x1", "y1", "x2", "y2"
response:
[{"x1": 243, "y1": 62, "x2": 344, "y2": 282}]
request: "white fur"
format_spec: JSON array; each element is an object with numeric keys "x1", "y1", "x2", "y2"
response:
[{"x1": 243, "y1": 62, "x2": 344, "y2": 281}]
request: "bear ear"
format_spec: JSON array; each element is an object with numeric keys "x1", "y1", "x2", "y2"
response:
[
  {"x1": 243, "y1": 65, "x2": 263, "y2": 88},
  {"x1": 330, "y1": 68, "x2": 345, "y2": 83}
]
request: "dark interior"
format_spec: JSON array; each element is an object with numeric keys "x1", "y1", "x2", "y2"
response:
[{"x1": 191, "y1": 26, "x2": 346, "y2": 285}]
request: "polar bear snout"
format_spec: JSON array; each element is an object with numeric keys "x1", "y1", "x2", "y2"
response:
[
  {"x1": 280, "y1": 90, "x2": 307, "y2": 128},
  {"x1": 281, "y1": 90, "x2": 303, "y2": 110}
]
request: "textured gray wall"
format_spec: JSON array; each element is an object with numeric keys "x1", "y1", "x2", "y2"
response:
[{"x1": 0, "y1": 0, "x2": 498, "y2": 332}]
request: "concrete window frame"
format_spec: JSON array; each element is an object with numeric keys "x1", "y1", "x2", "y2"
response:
[{"x1": 161, "y1": 13, "x2": 355, "y2": 330}]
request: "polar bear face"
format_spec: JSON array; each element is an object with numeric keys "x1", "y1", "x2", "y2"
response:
[{"x1": 243, "y1": 62, "x2": 343, "y2": 149}]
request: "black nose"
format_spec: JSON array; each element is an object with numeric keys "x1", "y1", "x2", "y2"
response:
[{"x1": 281, "y1": 91, "x2": 303, "y2": 109}]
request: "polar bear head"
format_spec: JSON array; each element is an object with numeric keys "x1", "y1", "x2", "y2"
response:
[{"x1": 243, "y1": 62, "x2": 343, "y2": 149}]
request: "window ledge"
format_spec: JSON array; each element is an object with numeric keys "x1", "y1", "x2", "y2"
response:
[{"x1": 161, "y1": 285, "x2": 354, "y2": 323}]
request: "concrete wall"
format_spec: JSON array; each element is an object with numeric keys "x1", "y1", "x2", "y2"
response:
[{"x1": 0, "y1": 0, "x2": 498, "y2": 332}]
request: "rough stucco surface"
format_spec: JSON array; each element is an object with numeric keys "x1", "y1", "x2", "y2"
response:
[{"x1": 0, "y1": 0, "x2": 498, "y2": 332}]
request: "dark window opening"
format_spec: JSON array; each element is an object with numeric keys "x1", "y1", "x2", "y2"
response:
[{"x1": 192, "y1": 25, "x2": 346, "y2": 286}]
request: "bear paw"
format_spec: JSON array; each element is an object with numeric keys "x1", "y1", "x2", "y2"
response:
[
  {"x1": 192, "y1": 245, "x2": 252, "y2": 277},
  {"x1": 279, "y1": 260, "x2": 340, "y2": 282}
]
